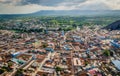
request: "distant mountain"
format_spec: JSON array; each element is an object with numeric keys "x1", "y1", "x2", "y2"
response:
[
  {"x1": 0, "y1": 10, "x2": 120, "y2": 17},
  {"x1": 32, "y1": 10, "x2": 120, "y2": 16},
  {"x1": 0, "y1": 10, "x2": 120, "y2": 19},
  {"x1": 104, "y1": 20, "x2": 120, "y2": 30}
]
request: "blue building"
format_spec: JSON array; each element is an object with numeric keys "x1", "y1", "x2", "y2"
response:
[
  {"x1": 73, "y1": 36, "x2": 83, "y2": 43},
  {"x1": 11, "y1": 58, "x2": 26, "y2": 65},
  {"x1": 86, "y1": 48, "x2": 90, "y2": 54},
  {"x1": 11, "y1": 52, "x2": 21, "y2": 57},
  {"x1": 44, "y1": 29, "x2": 48, "y2": 34},
  {"x1": 74, "y1": 39, "x2": 83, "y2": 43},
  {"x1": 45, "y1": 48, "x2": 54, "y2": 52},
  {"x1": 63, "y1": 45, "x2": 71, "y2": 51},
  {"x1": 110, "y1": 41, "x2": 120, "y2": 48},
  {"x1": 61, "y1": 30, "x2": 64, "y2": 36},
  {"x1": 112, "y1": 60, "x2": 120, "y2": 71}
]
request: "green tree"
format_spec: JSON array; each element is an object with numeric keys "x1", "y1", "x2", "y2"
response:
[
  {"x1": 8, "y1": 62, "x2": 13, "y2": 67},
  {"x1": 103, "y1": 50, "x2": 110, "y2": 57},
  {"x1": 0, "y1": 68, "x2": 6, "y2": 74},
  {"x1": 15, "y1": 69, "x2": 24, "y2": 76},
  {"x1": 42, "y1": 43, "x2": 48, "y2": 48},
  {"x1": 55, "y1": 66, "x2": 62, "y2": 72}
]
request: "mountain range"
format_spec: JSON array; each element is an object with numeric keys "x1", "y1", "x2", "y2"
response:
[
  {"x1": 32, "y1": 10, "x2": 120, "y2": 16},
  {"x1": 0, "y1": 10, "x2": 120, "y2": 17}
]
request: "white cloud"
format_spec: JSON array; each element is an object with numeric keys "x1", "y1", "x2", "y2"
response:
[
  {"x1": 104, "y1": 0, "x2": 120, "y2": 10},
  {"x1": 0, "y1": 0, "x2": 120, "y2": 14},
  {"x1": 0, "y1": 0, "x2": 21, "y2": 5},
  {"x1": 74, "y1": 0, "x2": 110, "y2": 10},
  {"x1": 57, "y1": 0, "x2": 120, "y2": 10},
  {"x1": 0, "y1": 3, "x2": 74, "y2": 14}
]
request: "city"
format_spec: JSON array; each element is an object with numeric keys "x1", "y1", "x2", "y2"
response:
[
  {"x1": 0, "y1": 23, "x2": 120, "y2": 76},
  {"x1": 0, "y1": 0, "x2": 120, "y2": 76}
]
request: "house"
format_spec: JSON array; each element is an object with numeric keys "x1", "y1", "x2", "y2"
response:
[{"x1": 112, "y1": 60, "x2": 120, "y2": 71}]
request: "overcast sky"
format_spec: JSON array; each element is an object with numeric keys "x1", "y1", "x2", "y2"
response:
[{"x1": 0, "y1": 0, "x2": 120, "y2": 14}]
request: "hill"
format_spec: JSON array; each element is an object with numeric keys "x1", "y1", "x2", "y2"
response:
[{"x1": 104, "y1": 20, "x2": 120, "y2": 30}]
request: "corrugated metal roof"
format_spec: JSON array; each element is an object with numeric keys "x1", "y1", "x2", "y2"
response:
[{"x1": 112, "y1": 60, "x2": 120, "y2": 71}]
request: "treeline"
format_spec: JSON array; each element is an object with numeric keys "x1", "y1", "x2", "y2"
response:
[
  {"x1": 38, "y1": 16, "x2": 120, "y2": 26},
  {"x1": 0, "y1": 16, "x2": 120, "y2": 33}
]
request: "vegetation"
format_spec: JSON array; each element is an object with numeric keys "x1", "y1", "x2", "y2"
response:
[
  {"x1": 55, "y1": 66, "x2": 62, "y2": 72},
  {"x1": 103, "y1": 49, "x2": 110, "y2": 57},
  {"x1": 8, "y1": 62, "x2": 13, "y2": 67},
  {"x1": 0, "y1": 68, "x2": 6, "y2": 74},
  {"x1": 0, "y1": 16, "x2": 120, "y2": 33},
  {"x1": 0, "y1": 62, "x2": 13, "y2": 73},
  {"x1": 84, "y1": 60, "x2": 89, "y2": 66},
  {"x1": 42, "y1": 43, "x2": 48, "y2": 48},
  {"x1": 15, "y1": 69, "x2": 24, "y2": 76}
]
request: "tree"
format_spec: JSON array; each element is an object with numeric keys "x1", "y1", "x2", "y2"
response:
[
  {"x1": 84, "y1": 60, "x2": 89, "y2": 66},
  {"x1": 55, "y1": 66, "x2": 62, "y2": 76},
  {"x1": 55, "y1": 66, "x2": 62, "y2": 72},
  {"x1": 103, "y1": 50, "x2": 110, "y2": 57},
  {"x1": 15, "y1": 69, "x2": 24, "y2": 76},
  {"x1": 0, "y1": 68, "x2": 6, "y2": 74},
  {"x1": 43, "y1": 74, "x2": 47, "y2": 76},
  {"x1": 72, "y1": 24, "x2": 77, "y2": 28},
  {"x1": 42, "y1": 43, "x2": 48, "y2": 48},
  {"x1": 8, "y1": 62, "x2": 13, "y2": 67}
]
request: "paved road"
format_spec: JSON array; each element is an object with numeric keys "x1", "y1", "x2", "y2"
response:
[
  {"x1": 23, "y1": 60, "x2": 35, "y2": 70},
  {"x1": 33, "y1": 52, "x2": 55, "y2": 76}
]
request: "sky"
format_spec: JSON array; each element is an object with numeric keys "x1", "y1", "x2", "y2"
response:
[{"x1": 0, "y1": 0, "x2": 120, "y2": 14}]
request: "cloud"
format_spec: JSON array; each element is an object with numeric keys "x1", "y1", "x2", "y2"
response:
[
  {"x1": 0, "y1": 0, "x2": 120, "y2": 14},
  {"x1": 0, "y1": 0, "x2": 21, "y2": 5},
  {"x1": 20, "y1": 0, "x2": 66, "y2": 6},
  {"x1": 0, "y1": 0, "x2": 87, "y2": 6},
  {"x1": 74, "y1": 0, "x2": 111, "y2": 10},
  {"x1": 0, "y1": 3, "x2": 74, "y2": 14},
  {"x1": 104, "y1": 0, "x2": 120, "y2": 10}
]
